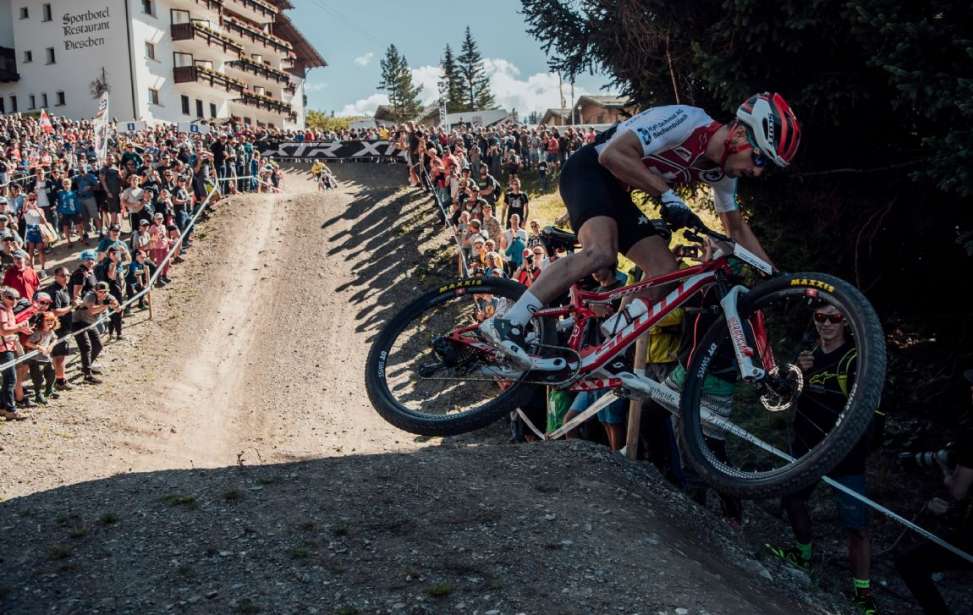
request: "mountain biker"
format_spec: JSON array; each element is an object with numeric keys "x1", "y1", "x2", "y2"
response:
[{"x1": 480, "y1": 93, "x2": 801, "y2": 367}]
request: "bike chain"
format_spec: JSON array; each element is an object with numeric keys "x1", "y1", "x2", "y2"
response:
[{"x1": 416, "y1": 342, "x2": 585, "y2": 388}]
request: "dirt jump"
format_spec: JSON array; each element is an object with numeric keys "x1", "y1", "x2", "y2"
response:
[{"x1": 0, "y1": 163, "x2": 849, "y2": 614}]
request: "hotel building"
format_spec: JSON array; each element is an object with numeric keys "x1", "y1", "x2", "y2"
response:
[{"x1": 0, "y1": 0, "x2": 325, "y2": 128}]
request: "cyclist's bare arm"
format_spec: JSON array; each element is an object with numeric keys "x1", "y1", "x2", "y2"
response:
[
  {"x1": 597, "y1": 132, "x2": 670, "y2": 197},
  {"x1": 718, "y1": 210, "x2": 775, "y2": 270}
]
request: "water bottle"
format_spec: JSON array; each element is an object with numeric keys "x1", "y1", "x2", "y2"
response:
[{"x1": 600, "y1": 298, "x2": 649, "y2": 337}]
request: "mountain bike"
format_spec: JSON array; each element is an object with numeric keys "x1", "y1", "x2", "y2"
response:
[{"x1": 364, "y1": 222, "x2": 886, "y2": 498}]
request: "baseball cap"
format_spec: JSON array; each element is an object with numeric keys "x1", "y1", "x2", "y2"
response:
[
  {"x1": 139, "y1": 219, "x2": 150, "y2": 226},
  {"x1": 12, "y1": 249, "x2": 27, "y2": 259},
  {"x1": 109, "y1": 224, "x2": 121, "y2": 232},
  {"x1": 79, "y1": 249, "x2": 97, "y2": 261},
  {"x1": 34, "y1": 291, "x2": 51, "y2": 303},
  {"x1": 95, "y1": 281, "x2": 110, "y2": 292},
  {"x1": 0, "y1": 214, "x2": 7, "y2": 221}
]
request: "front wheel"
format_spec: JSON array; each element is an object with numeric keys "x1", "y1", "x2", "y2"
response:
[
  {"x1": 678, "y1": 273, "x2": 886, "y2": 499},
  {"x1": 364, "y1": 277, "x2": 555, "y2": 436}
]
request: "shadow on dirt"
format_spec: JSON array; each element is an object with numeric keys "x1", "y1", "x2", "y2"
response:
[{"x1": 0, "y1": 442, "x2": 809, "y2": 615}]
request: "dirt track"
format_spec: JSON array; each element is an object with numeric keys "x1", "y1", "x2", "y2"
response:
[{"x1": 0, "y1": 164, "x2": 851, "y2": 614}]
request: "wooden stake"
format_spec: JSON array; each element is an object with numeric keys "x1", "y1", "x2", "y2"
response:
[{"x1": 625, "y1": 332, "x2": 649, "y2": 460}]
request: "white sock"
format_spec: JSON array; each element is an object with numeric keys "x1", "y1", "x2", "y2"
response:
[{"x1": 503, "y1": 290, "x2": 543, "y2": 326}]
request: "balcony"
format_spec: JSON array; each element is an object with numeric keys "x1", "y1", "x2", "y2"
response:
[
  {"x1": 221, "y1": 16, "x2": 292, "y2": 56},
  {"x1": 171, "y1": 20, "x2": 245, "y2": 58},
  {"x1": 174, "y1": 65, "x2": 246, "y2": 94},
  {"x1": 170, "y1": 0, "x2": 222, "y2": 13},
  {"x1": 224, "y1": 0, "x2": 278, "y2": 24},
  {"x1": 225, "y1": 58, "x2": 290, "y2": 88},
  {"x1": 233, "y1": 91, "x2": 292, "y2": 115},
  {"x1": 0, "y1": 47, "x2": 18, "y2": 82}
]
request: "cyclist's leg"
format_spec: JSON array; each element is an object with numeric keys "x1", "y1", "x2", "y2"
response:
[
  {"x1": 624, "y1": 235, "x2": 679, "y2": 301},
  {"x1": 523, "y1": 215, "x2": 619, "y2": 304}
]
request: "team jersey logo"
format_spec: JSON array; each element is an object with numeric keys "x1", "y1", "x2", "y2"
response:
[
  {"x1": 700, "y1": 168, "x2": 726, "y2": 183},
  {"x1": 636, "y1": 127, "x2": 653, "y2": 147}
]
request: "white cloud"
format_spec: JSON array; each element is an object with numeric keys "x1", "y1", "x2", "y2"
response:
[
  {"x1": 340, "y1": 92, "x2": 388, "y2": 117},
  {"x1": 337, "y1": 58, "x2": 590, "y2": 118},
  {"x1": 353, "y1": 51, "x2": 375, "y2": 67}
]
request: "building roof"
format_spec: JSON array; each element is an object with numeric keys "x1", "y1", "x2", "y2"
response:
[
  {"x1": 273, "y1": 14, "x2": 326, "y2": 69},
  {"x1": 575, "y1": 95, "x2": 633, "y2": 110},
  {"x1": 373, "y1": 105, "x2": 396, "y2": 121},
  {"x1": 543, "y1": 108, "x2": 571, "y2": 118}
]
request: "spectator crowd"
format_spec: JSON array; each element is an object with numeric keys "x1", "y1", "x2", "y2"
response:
[{"x1": 0, "y1": 112, "x2": 289, "y2": 421}]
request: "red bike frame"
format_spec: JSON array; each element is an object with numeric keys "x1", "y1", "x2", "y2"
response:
[{"x1": 446, "y1": 254, "x2": 758, "y2": 392}]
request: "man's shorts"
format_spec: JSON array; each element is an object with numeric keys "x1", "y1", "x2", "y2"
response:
[
  {"x1": 80, "y1": 196, "x2": 98, "y2": 220},
  {"x1": 559, "y1": 143, "x2": 659, "y2": 254},
  {"x1": 546, "y1": 151, "x2": 558, "y2": 163},
  {"x1": 105, "y1": 195, "x2": 121, "y2": 214},
  {"x1": 787, "y1": 473, "x2": 869, "y2": 530}
]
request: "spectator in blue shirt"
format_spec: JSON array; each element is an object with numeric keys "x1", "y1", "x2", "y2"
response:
[{"x1": 56, "y1": 178, "x2": 81, "y2": 246}]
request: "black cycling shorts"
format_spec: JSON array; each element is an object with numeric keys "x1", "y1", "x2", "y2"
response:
[{"x1": 559, "y1": 143, "x2": 658, "y2": 254}]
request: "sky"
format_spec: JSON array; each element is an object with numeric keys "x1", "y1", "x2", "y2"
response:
[{"x1": 288, "y1": 0, "x2": 616, "y2": 118}]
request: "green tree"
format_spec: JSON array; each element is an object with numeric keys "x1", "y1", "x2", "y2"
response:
[
  {"x1": 520, "y1": 0, "x2": 973, "y2": 422},
  {"x1": 456, "y1": 26, "x2": 495, "y2": 111},
  {"x1": 306, "y1": 111, "x2": 360, "y2": 133},
  {"x1": 378, "y1": 44, "x2": 423, "y2": 122},
  {"x1": 439, "y1": 44, "x2": 465, "y2": 112}
]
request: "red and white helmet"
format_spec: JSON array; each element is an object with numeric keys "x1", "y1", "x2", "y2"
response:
[{"x1": 736, "y1": 92, "x2": 801, "y2": 167}]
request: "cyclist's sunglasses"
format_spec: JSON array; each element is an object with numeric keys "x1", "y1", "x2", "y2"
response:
[{"x1": 813, "y1": 312, "x2": 844, "y2": 324}]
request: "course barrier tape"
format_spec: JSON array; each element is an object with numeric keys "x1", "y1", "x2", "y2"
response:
[{"x1": 0, "y1": 173, "x2": 254, "y2": 373}]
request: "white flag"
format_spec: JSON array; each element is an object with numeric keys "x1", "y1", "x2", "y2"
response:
[{"x1": 93, "y1": 92, "x2": 111, "y2": 165}]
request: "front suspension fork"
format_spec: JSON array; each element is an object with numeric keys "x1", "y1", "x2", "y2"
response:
[{"x1": 720, "y1": 285, "x2": 766, "y2": 383}]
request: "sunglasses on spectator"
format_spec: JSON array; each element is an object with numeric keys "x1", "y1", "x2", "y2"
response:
[
  {"x1": 38, "y1": 300, "x2": 52, "y2": 306},
  {"x1": 813, "y1": 312, "x2": 844, "y2": 324}
]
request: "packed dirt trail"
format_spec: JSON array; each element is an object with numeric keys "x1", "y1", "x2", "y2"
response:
[
  {"x1": 0, "y1": 164, "x2": 850, "y2": 614},
  {"x1": 0, "y1": 165, "x2": 425, "y2": 498}
]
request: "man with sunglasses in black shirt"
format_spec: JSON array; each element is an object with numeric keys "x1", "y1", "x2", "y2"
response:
[{"x1": 767, "y1": 302, "x2": 880, "y2": 615}]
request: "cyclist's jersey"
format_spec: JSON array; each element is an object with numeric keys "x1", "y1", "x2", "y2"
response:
[{"x1": 593, "y1": 105, "x2": 738, "y2": 213}]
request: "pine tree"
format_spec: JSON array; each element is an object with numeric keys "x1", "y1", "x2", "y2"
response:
[
  {"x1": 378, "y1": 44, "x2": 423, "y2": 121},
  {"x1": 395, "y1": 54, "x2": 424, "y2": 121},
  {"x1": 378, "y1": 44, "x2": 404, "y2": 117},
  {"x1": 439, "y1": 44, "x2": 465, "y2": 112},
  {"x1": 456, "y1": 26, "x2": 495, "y2": 111}
]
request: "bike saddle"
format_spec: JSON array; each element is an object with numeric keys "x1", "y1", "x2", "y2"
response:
[{"x1": 542, "y1": 226, "x2": 580, "y2": 252}]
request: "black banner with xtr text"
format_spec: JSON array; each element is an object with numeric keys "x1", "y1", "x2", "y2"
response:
[{"x1": 256, "y1": 140, "x2": 405, "y2": 161}]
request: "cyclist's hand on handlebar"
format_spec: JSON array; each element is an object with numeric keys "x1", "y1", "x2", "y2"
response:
[{"x1": 659, "y1": 190, "x2": 702, "y2": 230}]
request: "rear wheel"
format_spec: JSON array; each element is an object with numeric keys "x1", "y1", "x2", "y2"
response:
[
  {"x1": 678, "y1": 273, "x2": 886, "y2": 498},
  {"x1": 364, "y1": 277, "x2": 555, "y2": 436}
]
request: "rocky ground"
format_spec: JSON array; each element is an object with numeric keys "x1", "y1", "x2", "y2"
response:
[{"x1": 0, "y1": 162, "x2": 964, "y2": 614}]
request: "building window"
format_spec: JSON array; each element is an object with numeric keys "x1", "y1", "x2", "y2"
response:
[
  {"x1": 181, "y1": 95, "x2": 190, "y2": 115},
  {"x1": 10, "y1": 96, "x2": 17, "y2": 112},
  {"x1": 45, "y1": 47, "x2": 55, "y2": 64},
  {"x1": 145, "y1": 42, "x2": 156, "y2": 60},
  {"x1": 18, "y1": 7, "x2": 28, "y2": 19},
  {"x1": 210, "y1": 103, "x2": 217, "y2": 118},
  {"x1": 56, "y1": 91, "x2": 65, "y2": 106},
  {"x1": 42, "y1": 4, "x2": 52, "y2": 21},
  {"x1": 28, "y1": 94, "x2": 36, "y2": 110},
  {"x1": 142, "y1": 0, "x2": 156, "y2": 16},
  {"x1": 23, "y1": 50, "x2": 32, "y2": 63},
  {"x1": 41, "y1": 93, "x2": 48, "y2": 108},
  {"x1": 148, "y1": 89, "x2": 160, "y2": 105},
  {"x1": 195, "y1": 99, "x2": 204, "y2": 118}
]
